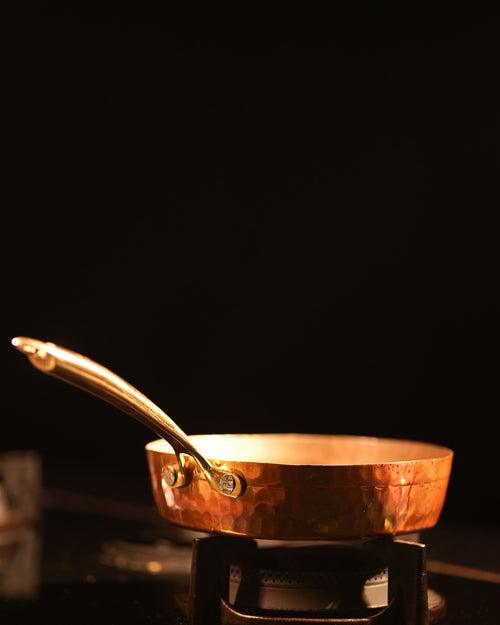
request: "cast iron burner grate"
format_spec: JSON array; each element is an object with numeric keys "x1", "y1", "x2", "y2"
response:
[{"x1": 187, "y1": 536, "x2": 446, "y2": 625}]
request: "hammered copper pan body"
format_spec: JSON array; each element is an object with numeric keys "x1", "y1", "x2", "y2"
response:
[
  {"x1": 13, "y1": 338, "x2": 453, "y2": 540},
  {"x1": 147, "y1": 434, "x2": 452, "y2": 539}
]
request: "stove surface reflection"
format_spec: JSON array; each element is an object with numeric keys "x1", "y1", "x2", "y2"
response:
[{"x1": 0, "y1": 507, "x2": 499, "y2": 624}]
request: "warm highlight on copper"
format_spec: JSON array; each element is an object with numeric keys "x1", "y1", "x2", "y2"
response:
[{"x1": 147, "y1": 434, "x2": 452, "y2": 539}]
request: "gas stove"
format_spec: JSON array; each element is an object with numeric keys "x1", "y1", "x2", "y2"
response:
[
  {"x1": 188, "y1": 534, "x2": 440, "y2": 624},
  {"x1": 1, "y1": 497, "x2": 499, "y2": 625}
]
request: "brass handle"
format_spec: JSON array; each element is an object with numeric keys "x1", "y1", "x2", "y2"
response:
[{"x1": 11, "y1": 337, "x2": 245, "y2": 498}]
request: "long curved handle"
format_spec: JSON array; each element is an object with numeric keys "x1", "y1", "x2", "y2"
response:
[{"x1": 11, "y1": 337, "x2": 245, "y2": 498}]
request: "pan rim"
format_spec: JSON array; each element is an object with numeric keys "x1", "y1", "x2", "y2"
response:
[{"x1": 145, "y1": 432, "x2": 453, "y2": 468}]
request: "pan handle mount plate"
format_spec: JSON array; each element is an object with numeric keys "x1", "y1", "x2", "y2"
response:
[{"x1": 11, "y1": 337, "x2": 245, "y2": 498}]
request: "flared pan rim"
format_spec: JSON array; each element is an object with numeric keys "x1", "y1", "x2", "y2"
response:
[{"x1": 145, "y1": 432, "x2": 453, "y2": 469}]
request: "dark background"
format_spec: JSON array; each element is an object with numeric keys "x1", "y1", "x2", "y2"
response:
[{"x1": 2, "y1": 5, "x2": 498, "y2": 524}]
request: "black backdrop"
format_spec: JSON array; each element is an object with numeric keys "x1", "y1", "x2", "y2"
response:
[{"x1": 3, "y1": 5, "x2": 498, "y2": 525}]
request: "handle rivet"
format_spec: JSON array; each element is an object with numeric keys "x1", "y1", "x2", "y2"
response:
[
  {"x1": 219, "y1": 474, "x2": 236, "y2": 495},
  {"x1": 163, "y1": 465, "x2": 177, "y2": 488}
]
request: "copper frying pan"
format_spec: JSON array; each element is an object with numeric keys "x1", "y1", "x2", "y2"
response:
[{"x1": 12, "y1": 337, "x2": 453, "y2": 540}]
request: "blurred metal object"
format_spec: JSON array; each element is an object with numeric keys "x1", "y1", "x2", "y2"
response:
[
  {"x1": 0, "y1": 451, "x2": 42, "y2": 529},
  {"x1": 100, "y1": 538, "x2": 191, "y2": 577},
  {"x1": 0, "y1": 452, "x2": 41, "y2": 599},
  {"x1": 42, "y1": 488, "x2": 207, "y2": 544},
  {"x1": 0, "y1": 527, "x2": 40, "y2": 600},
  {"x1": 12, "y1": 337, "x2": 453, "y2": 540},
  {"x1": 427, "y1": 559, "x2": 500, "y2": 585}
]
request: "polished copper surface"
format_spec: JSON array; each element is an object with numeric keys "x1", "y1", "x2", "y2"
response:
[
  {"x1": 12, "y1": 337, "x2": 453, "y2": 540},
  {"x1": 147, "y1": 434, "x2": 452, "y2": 539}
]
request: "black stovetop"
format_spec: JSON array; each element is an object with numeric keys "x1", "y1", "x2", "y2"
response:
[{"x1": 1, "y1": 504, "x2": 499, "y2": 624}]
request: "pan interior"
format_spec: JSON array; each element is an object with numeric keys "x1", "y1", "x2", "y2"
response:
[{"x1": 146, "y1": 434, "x2": 451, "y2": 466}]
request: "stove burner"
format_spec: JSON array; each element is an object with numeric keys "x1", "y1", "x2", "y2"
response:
[
  {"x1": 229, "y1": 545, "x2": 389, "y2": 612},
  {"x1": 187, "y1": 536, "x2": 446, "y2": 625}
]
